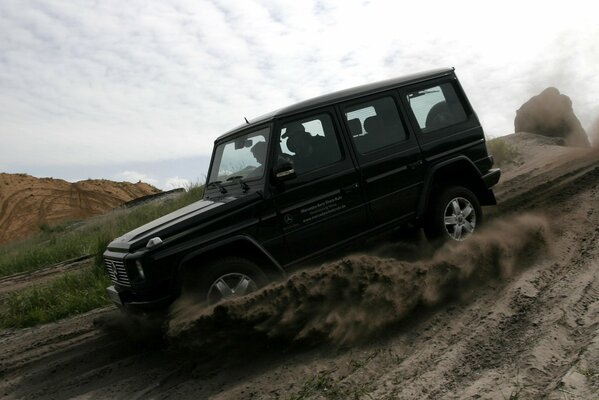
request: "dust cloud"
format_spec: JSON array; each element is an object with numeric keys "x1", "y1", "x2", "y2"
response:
[
  {"x1": 515, "y1": 87, "x2": 590, "y2": 147},
  {"x1": 94, "y1": 309, "x2": 166, "y2": 346},
  {"x1": 589, "y1": 116, "x2": 599, "y2": 147},
  {"x1": 168, "y1": 214, "x2": 552, "y2": 350}
]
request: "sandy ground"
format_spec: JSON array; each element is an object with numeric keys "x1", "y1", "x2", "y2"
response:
[
  {"x1": 0, "y1": 173, "x2": 160, "y2": 245},
  {"x1": 1, "y1": 132, "x2": 598, "y2": 399}
]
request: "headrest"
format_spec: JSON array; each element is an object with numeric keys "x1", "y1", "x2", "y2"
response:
[
  {"x1": 364, "y1": 115, "x2": 384, "y2": 133},
  {"x1": 347, "y1": 118, "x2": 362, "y2": 136}
]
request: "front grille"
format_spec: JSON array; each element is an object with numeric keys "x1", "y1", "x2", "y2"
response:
[{"x1": 104, "y1": 258, "x2": 131, "y2": 286}]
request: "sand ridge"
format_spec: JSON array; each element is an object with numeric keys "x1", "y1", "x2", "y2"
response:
[{"x1": 0, "y1": 173, "x2": 160, "y2": 245}]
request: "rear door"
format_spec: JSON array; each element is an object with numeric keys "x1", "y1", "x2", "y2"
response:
[
  {"x1": 338, "y1": 92, "x2": 425, "y2": 227},
  {"x1": 270, "y1": 109, "x2": 370, "y2": 265},
  {"x1": 399, "y1": 77, "x2": 485, "y2": 165}
]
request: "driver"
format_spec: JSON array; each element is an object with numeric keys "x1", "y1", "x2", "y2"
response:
[
  {"x1": 282, "y1": 123, "x2": 323, "y2": 173},
  {"x1": 246, "y1": 141, "x2": 267, "y2": 178}
]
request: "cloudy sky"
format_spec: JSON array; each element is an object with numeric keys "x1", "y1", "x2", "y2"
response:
[{"x1": 1, "y1": 0, "x2": 598, "y2": 189}]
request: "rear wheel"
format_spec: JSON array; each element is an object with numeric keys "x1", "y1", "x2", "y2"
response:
[
  {"x1": 424, "y1": 186, "x2": 482, "y2": 242},
  {"x1": 183, "y1": 257, "x2": 268, "y2": 305}
]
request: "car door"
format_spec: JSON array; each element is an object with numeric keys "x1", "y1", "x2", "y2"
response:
[
  {"x1": 270, "y1": 109, "x2": 370, "y2": 266},
  {"x1": 339, "y1": 92, "x2": 425, "y2": 227},
  {"x1": 399, "y1": 77, "x2": 483, "y2": 164}
]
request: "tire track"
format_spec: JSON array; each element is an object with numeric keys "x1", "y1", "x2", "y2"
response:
[{"x1": 0, "y1": 255, "x2": 93, "y2": 302}]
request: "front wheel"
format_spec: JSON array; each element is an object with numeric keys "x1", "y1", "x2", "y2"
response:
[
  {"x1": 424, "y1": 186, "x2": 482, "y2": 242},
  {"x1": 183, "y1": 257, "x2": 268, "y2": 305}
]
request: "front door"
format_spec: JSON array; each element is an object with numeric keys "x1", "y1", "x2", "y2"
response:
[{"x1": 270, "y1": 110, "x2": 370, "y2": 266}]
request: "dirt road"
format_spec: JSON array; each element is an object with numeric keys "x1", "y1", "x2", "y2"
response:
[{"x1": 1, "y1": 133, "x2": 598, "y2": 399}]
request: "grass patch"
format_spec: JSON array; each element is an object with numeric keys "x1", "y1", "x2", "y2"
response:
[
  {"x1": 0, "y1": 185, "x2": 205, "y2": 328},
  {"x1": 0, "y1": 265, "x2": 111, "y2": 328},
  {"x1": 0, "y1": 185, "x2": 204, "y2": 277},
  {"x1": 487, "y1": 137, "x2": 520, "y2": 166}
]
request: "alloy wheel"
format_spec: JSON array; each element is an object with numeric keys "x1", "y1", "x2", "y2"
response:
[{"x1": 443, "y1": 196, "x2": 476, "y2": 241}]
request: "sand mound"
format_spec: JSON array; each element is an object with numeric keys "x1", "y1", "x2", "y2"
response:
[
  {"x1": 0, "y1": 173, "x2": 160, "y2": 245},
  {"x1": 514, "y1": 87, "x2": 590, "y2": 147}
]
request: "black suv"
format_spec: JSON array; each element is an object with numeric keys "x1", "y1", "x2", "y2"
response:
[{"x1": 104, "y1": 68, "x2": 500, "y2": 311}]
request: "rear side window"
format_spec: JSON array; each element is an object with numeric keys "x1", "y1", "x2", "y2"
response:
[
  {"x1": 344, "y1": 97, "x2": 407, "y2": 154},
  {"x1": 406, "y1": 83, "x2": 467, "y2": 133}
]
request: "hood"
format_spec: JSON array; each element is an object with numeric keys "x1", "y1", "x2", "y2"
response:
[{"x1": 107, "y1": 196, "x2": 236, "y2": 252}]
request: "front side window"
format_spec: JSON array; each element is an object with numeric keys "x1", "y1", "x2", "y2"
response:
[
  {"x1": 208, "y1": 127, "x2": 270, "y2": 184},
  {"x1": 278, "y1": 114, "x2": 342, "y2": 175},
  {"x1": 407, "y1": 83, "x2": 467, "y2": 132},
  {"x1": 344, "y1": 96, "x2": 407, "y2": 153}
]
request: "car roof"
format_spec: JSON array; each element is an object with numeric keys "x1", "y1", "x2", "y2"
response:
[{"x1": 216, "y1": 67, "x2": 454, "y2": 141}]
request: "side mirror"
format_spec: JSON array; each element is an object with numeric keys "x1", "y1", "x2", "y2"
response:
[{"x1": 273, "y1": 161, "x2": 296, "y2": 182}]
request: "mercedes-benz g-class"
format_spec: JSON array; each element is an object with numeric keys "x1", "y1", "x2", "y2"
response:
[{"x1": 103, "y1": 68, "x2": 501, "y2": 311}]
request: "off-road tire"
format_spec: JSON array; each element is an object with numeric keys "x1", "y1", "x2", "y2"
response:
[
  {"x1": 183, "y1": 257, "x2": 268, "y2": 305},
  {"x1": 424, "y1": 185, "x2": 482, "y2": 242}
]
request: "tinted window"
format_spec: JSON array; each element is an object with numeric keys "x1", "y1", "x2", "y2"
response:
[
  {"x1": 278, "y1": 114, "x2": 342, "y2": 175},
  {"x1": 407, "y1": 83, "x2": 467, "y2": 132},
  {"x1": 344, "y1": 96, "x2": 407, "y2": 153}
]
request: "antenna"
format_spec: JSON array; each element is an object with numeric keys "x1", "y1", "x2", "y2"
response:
[{"x1": 244, "y1": 117, "x2": 249, "y2": 124}]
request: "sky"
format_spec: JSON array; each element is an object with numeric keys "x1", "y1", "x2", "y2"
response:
[{"x1": 1, "y1": 0, "x2": 598, "y2": 189}]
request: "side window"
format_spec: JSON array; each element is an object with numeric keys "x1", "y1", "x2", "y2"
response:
[
  {"x1": 406, "y1": 82, "x2": 467, "y2": 133},
  {"x1": 344, "y1": 96, "x2": 407, "y2": 154},
  {"x1": 278, "y1": 114, "x2": 342, "y2": 175}
]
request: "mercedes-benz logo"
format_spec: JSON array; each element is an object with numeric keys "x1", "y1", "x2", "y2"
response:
[{"x1": 284, "y1": 214, "x2": 294, "y2": 224}]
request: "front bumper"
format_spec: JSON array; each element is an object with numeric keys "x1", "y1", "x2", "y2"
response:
[
  {"x1": 106, "y1": 285, "x2": 123, "y2": 306},
  {"x1": 106, "y1": 285, "x2": 176, "y2": 313}
]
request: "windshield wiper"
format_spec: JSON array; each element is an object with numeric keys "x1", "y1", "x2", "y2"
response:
[
  {"x1": 207, "y1": 180, "x2": 227, "y2": 194},
  {"x1": 226, "y1": 176, "x2": 250, "y2": 192}
]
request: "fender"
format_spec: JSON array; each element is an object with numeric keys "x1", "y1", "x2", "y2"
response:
[
  {"x1": 178, "y1": 234, "x2": 285, "y2": 274},
  {"x1": 416, "y1": 155, "x2": 487, "y2": 217}
]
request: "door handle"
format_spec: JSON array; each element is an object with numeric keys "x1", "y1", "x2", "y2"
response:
[
  {"x1": 408, "y1": 160, "x2": 424, "y2": 169},
  {"x1": 341, "y1": 183, "x2": 360, "y2": 195}
]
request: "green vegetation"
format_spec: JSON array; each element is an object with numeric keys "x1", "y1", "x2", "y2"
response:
[
  {"x1": 39, "y1": 220, "x2": 74, "y2": 235},
  {"x1": 0, "y1": 185, "x2": 204, "y2": 328},
  {"x1": 486, "y1": 137, "x2": 520, "y2": 166},
  {"x1": 0, "y1": 265, "x2": 110, "y2": 328},
  {"x1": 0, "y1": 185, "x2": 204, "y2": 277}
]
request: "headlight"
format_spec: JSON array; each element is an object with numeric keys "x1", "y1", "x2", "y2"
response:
[{"x1": 135, "y1": 260, "x2": 145, "y2": 280}]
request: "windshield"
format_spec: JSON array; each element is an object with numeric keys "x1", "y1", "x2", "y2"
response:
[{"x1": 208, "y1": 126, "x2": 270, "y2": 185}]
